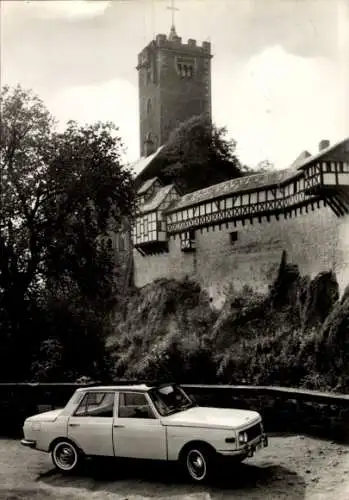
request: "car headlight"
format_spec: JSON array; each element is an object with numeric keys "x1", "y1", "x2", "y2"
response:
[
  {"x1": 238, "y1": 431, "x2": 248, "y2": 444},
  {"x1": 31, "y1": 422, "x2": 41, "y2": 431}
]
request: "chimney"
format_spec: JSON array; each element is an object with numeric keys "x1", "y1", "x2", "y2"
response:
[{"x1": 319, "y1": 139, "x2": 330, "y2": 152}]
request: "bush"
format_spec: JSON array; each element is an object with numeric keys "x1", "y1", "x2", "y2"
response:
[
  {"x1": 28, "y1": 294, "x2": 112, "y2": 383},
  {"x1": 108, "y1": 278, "x2": 217, "y2": 382}
]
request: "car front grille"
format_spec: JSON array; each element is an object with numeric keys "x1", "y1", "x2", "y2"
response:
[{"x1": 246, "y1": 423, "x2": 262, "y2": 442}]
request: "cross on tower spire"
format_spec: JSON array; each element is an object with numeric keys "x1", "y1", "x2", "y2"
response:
[{"x1": 167, "y1": 0, "x2": 179, "y2": 39}]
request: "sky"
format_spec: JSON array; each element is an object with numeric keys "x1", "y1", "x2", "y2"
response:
[{"x1": 1, "y1": 0, "x2": 349, "y2": 171}]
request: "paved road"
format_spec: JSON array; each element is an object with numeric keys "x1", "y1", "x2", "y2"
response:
[{"x1": 1, "y1": 436, "x2": 349, "y2": 499}]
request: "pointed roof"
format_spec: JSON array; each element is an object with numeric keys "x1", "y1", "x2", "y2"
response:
[
  {"x1": 169, "y1": 24, "x2": 178, "y2": 41},
  {"x1": 137, "y1": 177, "x2": 161, "y2": 195},
  {"x1": 140, "y1": 185, "x2": 177, "y2": 214},
  {"x1": 132, "y1": 146, "x2": 164, "y2": 178},
  {"x1": 291, "y1": 150, "x2": 311, "y2": 168}
]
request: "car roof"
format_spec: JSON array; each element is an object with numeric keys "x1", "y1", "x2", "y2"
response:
[
  {"x1": 76, "y1": 384, "x2": 153, "y2": 393},
  {"x1": 75, "y1": 382, "x2": 178, "y2": 393}
]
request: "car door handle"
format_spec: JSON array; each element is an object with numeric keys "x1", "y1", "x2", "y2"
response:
[
  {"x1": 69, "y1": 423, "x2": 80, "y2": 427},
  {"x1": 113, "y1": 424, "x2": 125, "y2": 428}
]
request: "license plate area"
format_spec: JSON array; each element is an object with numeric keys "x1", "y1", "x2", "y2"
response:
[{"x1": 247, "y1": 435, "x2": 268, "y2": 457}]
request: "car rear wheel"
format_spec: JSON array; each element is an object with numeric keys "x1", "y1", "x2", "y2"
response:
[
  {"x1": 182, "y1": 444, "x2": 214, "y2": 483},
  {"x1": 51, "y1": 440, "x2": 81, "y2": 473}
]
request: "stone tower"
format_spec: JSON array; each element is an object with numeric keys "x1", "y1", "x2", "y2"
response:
[{"x1": 136, "y1": 25, "x2": 212, "y2": 157}]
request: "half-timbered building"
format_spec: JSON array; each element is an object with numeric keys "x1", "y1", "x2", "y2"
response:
[{"x1": 133, "y1": 138, "x2": 349, "y2": 305}]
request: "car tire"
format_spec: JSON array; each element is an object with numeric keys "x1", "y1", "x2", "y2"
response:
[
  {"x1": 181, "y1": 444, "x2": 214, "y2": 483},
  {"x1": 51, "y1": 440, "x2": 81, "y2": 474}
]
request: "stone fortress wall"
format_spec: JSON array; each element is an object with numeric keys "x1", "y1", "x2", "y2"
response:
[{"x1": 133, "y1": 204, "x2": 349, "y2": 308}]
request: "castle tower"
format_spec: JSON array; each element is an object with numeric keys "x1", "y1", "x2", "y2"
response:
[{"x1": 136, "y1": 24, "x2": 212, "y2": 157}]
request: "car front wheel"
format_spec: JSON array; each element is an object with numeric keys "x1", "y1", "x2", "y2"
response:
[
  {"x1": 51, "y1": 440, "x2": 81, "y2": 473},
  {"x1": 182, "y1": 444, "x2": 213, "y2": 483}
]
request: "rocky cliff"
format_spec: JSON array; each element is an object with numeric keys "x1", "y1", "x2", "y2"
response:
[{"x1": 108, "y1": 251, "x2": 349, "y2": 392}]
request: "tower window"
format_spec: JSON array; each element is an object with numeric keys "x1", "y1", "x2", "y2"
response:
[
  {"x1": 176, "y1": 57, "x2": 195, "y2": 79},
  {"x1": 146, "y1": 98, "x2": 152, "y2": 114}
]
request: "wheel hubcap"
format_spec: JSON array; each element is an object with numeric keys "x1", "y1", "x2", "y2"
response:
[
  {"x1": 187, "y1": 450, "x2": 206, "y2": 480},
  {"x1": 55, "y1": 443, "x2": 77, "y2": 470}
]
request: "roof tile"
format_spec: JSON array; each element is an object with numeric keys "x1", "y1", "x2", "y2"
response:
[
  {"x1": 167, "y1": 166, "x2": 299, "y2": 212},
  {"x1": 137, "y1": 177, "x2": 160, "y2": 195},
  {"x1": 140, "y1": 184, "x2": 176, "y2": 213}
]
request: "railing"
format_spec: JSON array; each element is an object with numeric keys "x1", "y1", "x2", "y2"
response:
[
  {"x1": 183, "y1": 385, "x2": 349, "y2": 443},
  {"x1": 167, "y1": 192, "x2": 323, "y2": 233},
  {"x1": 1, "y1": 383, "x2": 349, "y2": 442}
]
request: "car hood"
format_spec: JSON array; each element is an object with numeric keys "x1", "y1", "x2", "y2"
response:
[
  {"x1": 26, "y1": 408, "x2": 63, "y2": 422},
  {"x1": 161, "y1": 406, "x2": 261, "y2": 430}
]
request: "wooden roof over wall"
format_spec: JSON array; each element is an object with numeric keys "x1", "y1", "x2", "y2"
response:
[{"x1": 167, "y1": 166, "x2": 301, "y2": 212}]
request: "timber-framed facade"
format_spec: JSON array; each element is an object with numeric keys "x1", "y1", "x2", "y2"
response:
[
  {"x1": 132, "y1": 138, "x2": 349, "y2": 303},
  {"x1": 134, "y1": 138, "x2": 349, "y2": 255}
]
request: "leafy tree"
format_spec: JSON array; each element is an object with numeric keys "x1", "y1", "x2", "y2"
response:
[
  {"x1": 1, "y1": 86, "x2": 54, "y2": 327},
  {"x1": 138, "y1": 114, "x2": 243, "y2": 193},
  {"x1": 44, "y1": 120, "x2": 135, "y2": 310},
  {"x1": 0, "y1": 85, "x2": 135, "y2": 380}
]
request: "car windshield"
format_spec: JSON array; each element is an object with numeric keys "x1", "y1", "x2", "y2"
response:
[{"x1": 149, "y1": 384, "x2": 196, "y2": 416}]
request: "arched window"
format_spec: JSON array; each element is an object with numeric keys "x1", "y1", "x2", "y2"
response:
[
  {"x1": 147, "y1": 98, "x2": 152, "y2": 114},
  {"x1": 146, "y1": 66, "x2": 152, "y2": 84}
]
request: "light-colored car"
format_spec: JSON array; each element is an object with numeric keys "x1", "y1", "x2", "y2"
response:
[{"x1": 21, "y1": 383, "x2": 268, "y2": 482}]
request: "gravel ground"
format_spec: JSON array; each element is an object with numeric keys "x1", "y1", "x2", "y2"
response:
[{"x1": 1, "y1": 435, "x2": 349, "y2": 500}]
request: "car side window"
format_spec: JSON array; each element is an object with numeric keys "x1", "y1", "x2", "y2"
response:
[
  {"x1": 74, "y1": 391, "x2": 115, "y2": 417},
  {"x1": 118, "y1": 392, "x2": 155, "y2": 419}
]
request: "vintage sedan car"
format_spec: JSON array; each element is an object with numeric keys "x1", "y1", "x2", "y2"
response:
[{"x1": 21, "y1": 383, "x2": 268, "y2": 482}]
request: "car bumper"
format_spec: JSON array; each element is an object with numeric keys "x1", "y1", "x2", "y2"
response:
[
  {"x1": 21, "y1": 438, "x2": 37, "y2": 449},
  {"x1": 218, "y1": 433, "x2": 268, "y2": 457}
]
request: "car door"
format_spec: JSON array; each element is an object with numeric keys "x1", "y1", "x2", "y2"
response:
[
  {"x1": 113, "y1": 391, "x2": 167, "y2": 460},
  {"x1": 67, "y1": 390, "x2": 115, "y2": 456}
]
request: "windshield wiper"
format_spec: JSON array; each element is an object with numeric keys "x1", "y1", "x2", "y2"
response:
[
  {"x1": 164, "y1": 408, "x2": 181, "y2": 416},
  {"x1": 164, "y1": 402, "x2": 196, "y2": 416},
  {"x1": 182, "y1": 401, "x2": 197, "y2": 409}
]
